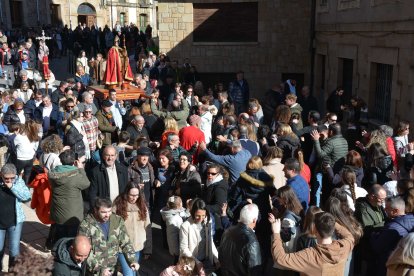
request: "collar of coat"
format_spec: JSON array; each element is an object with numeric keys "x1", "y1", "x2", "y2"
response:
[{"x1": 239, "y1": 172, "x2": 274, "y2": 187}]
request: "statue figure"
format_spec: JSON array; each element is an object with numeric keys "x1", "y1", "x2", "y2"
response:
[{"x1": 104, "y1": 35, "x2": 133, "y2": 89}]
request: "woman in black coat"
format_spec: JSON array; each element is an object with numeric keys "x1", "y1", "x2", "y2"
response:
[
  {"x1": 171, "y1": 152, "x2": 202, "y2": 204},
  {"x1": 64, "y1": 110, "x2": 87, "y2": 158},
  {"x1": 203, "y1": 163, "x2": 228, "y2": 242}
]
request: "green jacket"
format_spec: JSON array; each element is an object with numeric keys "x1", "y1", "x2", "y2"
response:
[
  {"x1": 78, "y1": 213, "x2": 136, "y2": 275},
  {"x1": 95, "y1": 110, "x2": 117, "y2": 147},
  {"x1": 49, "y1": 166, "x2": 90, "y2": 225},
  {"x1": 150, "y1": 99, "x2": 189, "y2": 129},
  {"x1": 313, "y1": 134, "x2": 348, "y2": 167}
]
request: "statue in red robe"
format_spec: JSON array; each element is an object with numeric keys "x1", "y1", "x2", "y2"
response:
[{"x1": 104, "y1": 36, "x2": 133, "y2": 89}]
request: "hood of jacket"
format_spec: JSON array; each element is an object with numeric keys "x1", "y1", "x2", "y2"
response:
[
  {"x1": 278, "y1": 134, "x2": 301, "y2": 148},
  {"x1": 48, "y1": 165, "x2": 81, "y2": 183},
  {"x1": 160, "y1": 207, "x2": 187, "y2": 221},
  {"x1": 53, "y1": 238, "x2": 80, "y2": 269},
  {"x1": 239, "y1": 170, "x2": 274, "y2": 189},
  {"x1": 390, "y1": 214, "x2": 414, "y2": 234},
  {"x1": 313, "y1": 240, "x2": 352, "y2": 265}
]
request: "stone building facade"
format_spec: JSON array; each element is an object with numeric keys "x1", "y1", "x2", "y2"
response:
[
  {"x1": 157, "y1": 0, "x2": 312, "y2": 99},
  {"x1": 314, "y1": 0, "x2": 414, "y2": 125},
  {"x1": 0, "y1": 0, "x2": 156, "y2": 33}
]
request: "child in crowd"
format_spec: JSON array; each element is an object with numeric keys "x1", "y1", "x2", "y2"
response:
[{"x1": 160, "y1": 196, "x2": 190, "y2": 263}]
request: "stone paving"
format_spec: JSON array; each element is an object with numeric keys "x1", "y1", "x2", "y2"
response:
[{"x1": 1, "y1": 202, "x2": 172, "y2": 275}]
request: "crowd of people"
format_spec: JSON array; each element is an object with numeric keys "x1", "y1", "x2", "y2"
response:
[{"x1": 0, "y1": 22, "x2": 414, "y2": 276}]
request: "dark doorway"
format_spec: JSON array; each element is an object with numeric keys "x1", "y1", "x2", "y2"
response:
[
  {"x1": 370, "y1": 63, "x2": 392, "y2": 123},
  {"x1": 50, "y1": 4, "x2": 61, "y2": 26},
  {"x1": 77, "y1": 3, "x2": 96, "y2": 28},
  {"x1": 9, "y1": 0, "x2": 23, "y2": 27},
  {"x1": 338, "y1": 58, "x2": 353, "y2": 104}
]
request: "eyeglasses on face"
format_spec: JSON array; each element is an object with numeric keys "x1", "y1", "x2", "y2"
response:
[
  {"x1": 66, "y1": 105, "x2": 75, "y2": 108},
  {"x1": 84, "y1": 111, "x2": 92, "y2": 114},
  {"x1": 207, "y1": 172, "x2": 218, "y2": 176}
]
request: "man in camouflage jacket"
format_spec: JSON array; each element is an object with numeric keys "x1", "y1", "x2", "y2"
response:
[{"x1": 78, "y1": 198, "x2": 139, "y2": 275}]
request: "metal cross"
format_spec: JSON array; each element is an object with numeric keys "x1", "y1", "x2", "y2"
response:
[{"x1": 35, "y1": 30, "x2": 52, "y2": 42}]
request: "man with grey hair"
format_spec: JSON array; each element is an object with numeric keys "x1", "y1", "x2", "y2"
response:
[
  {"x1": 200, "y1": 139, "x2": 251, "y2": 185},
  {"x1": 370, "y1": 196, "x2": 414, "y2": 276},
  {"x1": 126, "y1": 114, "x2": 149, "y2": 144},
  {"x1": 219, "y1": 204, "x2": 262, "y2": 275},
  {"x1": 238, "y1": 124, "x2": 260, "y2": 156}
]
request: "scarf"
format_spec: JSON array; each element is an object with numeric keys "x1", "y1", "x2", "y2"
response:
[{"x1": 206, "y1": 174, "x2": 223, "y2": 187}]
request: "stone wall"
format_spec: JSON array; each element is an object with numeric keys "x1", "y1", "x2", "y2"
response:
[
  {"x1": 158, "y1": 0, "x2": 312, "y2": 99},
  {"x1": 314, "y1": 0, "x2": 414, "y2": 125}
]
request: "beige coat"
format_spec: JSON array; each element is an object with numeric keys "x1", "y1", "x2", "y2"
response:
[
  {"x1": 113, "y1": 202, "x2": 152, "y2": 254},
  {"x1": 387, "y1": 241, "x2": 414, "y2": 276},
  {"x1": 263, "y1": 158, "x2": 286, "y2": 189}
]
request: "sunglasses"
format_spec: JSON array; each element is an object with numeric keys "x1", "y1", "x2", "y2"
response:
[
  {"x1": 207, "y1": 172, "x2": 218, "y2": 176},
  {"x1": 66, "y1": 106, "x2": 75, "y2": 108}
]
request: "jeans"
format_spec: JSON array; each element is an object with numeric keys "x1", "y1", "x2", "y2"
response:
[
  {"x1": 118, "y1": 251, "x2": 141, "y2": 276},
  {"x1": 0, "y1": 222, "x2": 23, "y2": 269},
  {"x1": 313, "y1": 172, "x2": 323, "y2": 207}
]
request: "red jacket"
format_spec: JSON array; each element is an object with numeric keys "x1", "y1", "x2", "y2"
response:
[
  {"x1": 29, "y1": 169, "x2": 54, "y2": 224},
  {"x1": 386, "y1": 137, "x2": 398, "y2": 168}
]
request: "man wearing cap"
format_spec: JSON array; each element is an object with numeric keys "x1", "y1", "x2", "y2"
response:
[
  {"x1": 128, "y1": 147, "x2": 155, "y2": 210},
  {"x1": 95, "y1": 100, "x2": 118, "y2": 147}
]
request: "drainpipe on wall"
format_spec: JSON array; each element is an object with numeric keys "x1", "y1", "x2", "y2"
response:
[
  {"x1": 36, "y1": 0, "x2": 40, "y2": 26},
  {"x1": 68, "y1": 0, "x2": 72, "y2": 29},
  {"x1": 310, "y1": 0, "x2": 316, "y2": 95}
]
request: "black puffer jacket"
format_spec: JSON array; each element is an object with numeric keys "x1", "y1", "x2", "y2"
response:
[
  {"x1": 64, "y1": 123, "x2": 86, "y2": 157},
  {"x1": 218, "y1": 223, "x2": 263, "y2": 275},
  {"x1": 52, "y1": 238, "x2": 86, "y2": 276},
  {"x1": 276, "y1": 134, "x2": 301, "y2": 163}
]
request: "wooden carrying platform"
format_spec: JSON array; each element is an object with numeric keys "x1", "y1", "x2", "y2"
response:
[{"x1": 88, "y1": 85, "x2": 148, "y2": 101}]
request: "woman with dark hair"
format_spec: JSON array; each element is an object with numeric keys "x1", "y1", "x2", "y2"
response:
[
  {"x1": 271, "y1": 105, "x2": 291, "y2": 132},
  {"x1": 327, "y1": 150, "x2": 365, "y2": 187},
  {"x1": 113, "y1": 183, "x2": 152, "y2": 276},
  {"x1": 273, "y1": 185, "x2": 304, "y2": 253},
  {"x1": 179, "y1": 198, "x2": 218, "y2": 272},
  {"x1": 154, "y1": 148, "x2": 176, "y2": 213},
  {"x1": 14, "y1": 119, "x2": 40, "y2": 184},
  {"x1": 365, "y1": 142, "x2": 394, "y2": 186},
  {"x1": 325, "y1": 196, "x2": 363, "y2": 276},
  {"x1": 295, "y1": 206, "x2": 323, "y2": 252},
  {"x1": 171, "y1": 152, "x2": 202, "y2": 204},
  {"x1": 339, "y1": 168, "x2": 367, "y2": 211}
]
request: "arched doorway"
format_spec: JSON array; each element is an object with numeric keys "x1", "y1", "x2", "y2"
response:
[{"x1": 77, "y1": 3, "x2": 96, "y2": 28}]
